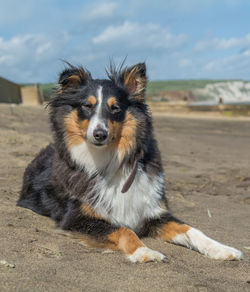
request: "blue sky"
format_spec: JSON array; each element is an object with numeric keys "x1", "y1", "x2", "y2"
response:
[{"x1": 1, "y1": 0, "x2": 250, "y2": 83}]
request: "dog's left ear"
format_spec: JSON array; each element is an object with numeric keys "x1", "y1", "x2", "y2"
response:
[
  {"x1": 120, "y1": 63, "x2": 147, "y2": 102},
  {"x1": 58, "y1": 66, "x2": 92, "y2": 90}
]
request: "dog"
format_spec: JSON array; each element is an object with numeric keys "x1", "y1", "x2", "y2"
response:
[{"x1": 17, "y1": 62, "x2": 243, "y2": 263}]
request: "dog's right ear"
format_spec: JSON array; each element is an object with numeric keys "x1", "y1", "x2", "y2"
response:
[{"x1": 58, "y1": 65, "x2": 92, "y2": 90}]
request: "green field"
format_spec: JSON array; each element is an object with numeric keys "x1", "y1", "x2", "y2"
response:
[
  {"x1": 146, "y1": 79, "x2": 232, "y2": 96},
  {"x1": 38, "y1": 79, "x2": 239, "y2": 100},
  {"x1": 39, "y1": 83, "x2": 57, "y2": 101}
]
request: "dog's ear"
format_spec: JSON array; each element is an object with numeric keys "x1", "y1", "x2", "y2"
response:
[
  {"x1": 58, "y1": 65, "x2": 92, "y2": 90},
  {"x1": 120, "y1": 63, "x2": 147, "y2": 102}
]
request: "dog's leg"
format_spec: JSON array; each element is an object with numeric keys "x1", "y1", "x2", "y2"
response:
[
  {"x1": 107, "y1": 227, "x2": 166, "y2": 263},
  {"x1": 147, "y1": 214, "x2": 243, "y2": 260},
  {"x1": 60, "y1": 205, "x2": 166, "y2": 263}
]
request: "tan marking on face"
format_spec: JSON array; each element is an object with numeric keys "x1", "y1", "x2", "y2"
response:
[
  {"x1": 87, "y1": 95, "x2": 97, "y2": 106},
  {"x1": 107, "y1": 97, "x2": 117, "y2": 108},
  {"x1": 107, "y1": 112, "x2": 137, "y2": 159},
  {"x1": 158, "y1": 222, "x2": 190, "y2": 242},
  {"x1": 107, "y1": 119, "x2": 122, "y2": 143},
  {"x1": 64, "y1": 110, "x2": 88, "y2": 149},
  {"x1": 117, "y1": 112, "x2": 137, "y2": 159},
  {"x1": 107, "y1": 227, "x2": 145, "y2": 255},
  {"x1": 79, "y1": 119, "x2": 89, "y2": 137},
  {"x1": 81, "y1": 203, "x2": 102, "y2": 220}
]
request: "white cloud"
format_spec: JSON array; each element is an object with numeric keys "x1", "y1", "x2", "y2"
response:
[
  {"x1": 77, "y1": 1, "x2": 119, "y2": 25},
  {"x1": 201, "y1": 51, "x2": 250, "y2": 79},
  {"x1": 0, "y1": 34, "x2": 55, "y2": 65},
  {"x1": 0, "y1": 33, "x2": 69, "y2": 82},
  {"x1": 88, "y1": 2, "x2": 118, "y2": 20},
  {"x1": 242, "y1": 49, "x2": 250, "y2": 56},
  {"x1": 36, "y1": 42, "x2": 52, "y2": 56},
  {"x1": 92, "y1": 21, "x2": 188, "y2": 50},
  {"x1": 195, "y1": 33, "x2": 250, "y2": 51},
  {"x1": 0, "y1": 55, "x2": 14, "y2": 64},
  {"x1": 93, "y1": 21, "x2": 139, "y2": 43},
  {"x1": 1, "y1": 1, "x2": 249, "y2": 82}
]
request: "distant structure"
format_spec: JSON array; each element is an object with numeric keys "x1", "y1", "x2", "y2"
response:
[
  {"x1": 219, "y1": 97, "x2": 223, "y2": 104},
  {"x1": 21, "y1": 84, "x2": 44, "y2": 105},
  {"x1": 0, "y1": 76, "x2": 21, "y2": 103},
  {"x1": 0, "y1": 76, "x2": 43, "y2": 105},
  {"x1": 149, "y1": 90, "x2": 196, "y2": 102}
]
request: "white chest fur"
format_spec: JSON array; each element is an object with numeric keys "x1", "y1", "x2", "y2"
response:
[
  {"x1": 70, "y1": 142, "x2": 165, "y2": 231},
  {"x1": 88, "y1": 168, "x2": 165, "y2": 231}
]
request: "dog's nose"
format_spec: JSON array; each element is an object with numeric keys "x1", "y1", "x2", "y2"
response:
[{"x1": 93, "y1": 129, "x2": 108, "y2": 142}]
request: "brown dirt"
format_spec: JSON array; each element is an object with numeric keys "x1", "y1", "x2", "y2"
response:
[{"x1": 0, "y1": 104, "x2": 249, "y2": 292}]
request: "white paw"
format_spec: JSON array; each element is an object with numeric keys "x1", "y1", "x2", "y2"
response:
[
  {"x1": 175, "y1": 228, "x2": 244, "y2": 261},
  {"x1": 128, "y1": 247, "x2": 166, "y2": 263},
  {"x1": 206, "y1": 244, "x2": 243, "y2": 260}
]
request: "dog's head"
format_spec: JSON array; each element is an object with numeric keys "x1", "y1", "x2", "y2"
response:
[{"x1": 50, "y1": 62, "x2": 150, "y2": 166}]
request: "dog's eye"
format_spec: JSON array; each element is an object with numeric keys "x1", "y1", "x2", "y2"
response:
[
  {"x1": 82, "y1": 103, "x2": 92, "y2": 110},
  {"x1": 110, "y1": 104, "x2": 120, "y2": 113}
]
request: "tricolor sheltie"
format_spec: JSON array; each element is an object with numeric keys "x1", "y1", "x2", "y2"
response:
[{"x1": 17, "y1": 62, "x2": 243, "y2": 263}]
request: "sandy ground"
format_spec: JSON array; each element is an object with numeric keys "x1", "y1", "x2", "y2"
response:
[{"x1": 0, "y1": 104, "x2": 249, "y2": 292}]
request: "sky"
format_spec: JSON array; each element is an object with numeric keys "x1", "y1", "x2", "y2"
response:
[{"x1": 1, "y1": 0, "x2": 250, "y2": 83}]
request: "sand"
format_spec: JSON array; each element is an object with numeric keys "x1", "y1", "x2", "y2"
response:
[{"x1": 0, "y1": 104, "x2": 249, "y2": 292}]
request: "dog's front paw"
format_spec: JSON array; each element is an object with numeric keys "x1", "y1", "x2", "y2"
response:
[
  {"x1": 207, "y1": 244, "x2": 243, "y2": 260},
  {"x1": 128, "y1": 247, "x2": 166, "y2": 263}
]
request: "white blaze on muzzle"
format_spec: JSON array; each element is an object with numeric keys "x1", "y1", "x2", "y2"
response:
[{"x1": 86, "y1": 86, "x2": 108, "y2": 145}]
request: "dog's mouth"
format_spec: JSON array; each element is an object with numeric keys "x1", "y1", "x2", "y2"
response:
[
  {"x1": 89, "y1": 141, "x2": 108, "y2": 148},
  {"x1": 93, "y1": 142, "x2": 106, "y2": 147}
]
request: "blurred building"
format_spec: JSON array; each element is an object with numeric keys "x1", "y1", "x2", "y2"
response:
[
  {"x1": 0, "y1": 77, "x2": 43, "y2": 105},
  {"x1": 20, "y1": 84, "x2": 44, "y2": 105},
  {"x1": 0, "y1": 76, "x2": 21, "y2": 103}
]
